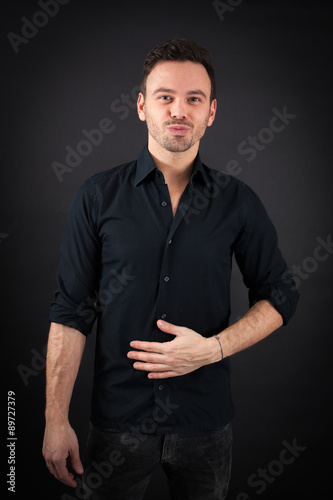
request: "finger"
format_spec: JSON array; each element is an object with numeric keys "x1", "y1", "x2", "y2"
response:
[
  {"x1": 46, "y1": 463, "x2": 55, "y2": 476},
  {"x1": 129, "y1": 340, "x2": 172, "y2": 352},
  {"x1": 52, "y1": 457, "x2": 78, "y2": 488},
  {"x1": 127, "y1": 351, "x2": 167, "y2": 363},
  {"x1": 133, "y1": 361, "x2": 172, "y2": 372},
  {"x1": 46, "y1": 461, "x2": 58, "y2": 479},
  {"x1": 157, "y1": 320, "x2": 182, "y2": 334},
  {"x1": 148, "y1": 370, "x2": 179, "y2": 379},
  {"x1": 70, "y1": 448, "x2": 84, "y2": 475}
]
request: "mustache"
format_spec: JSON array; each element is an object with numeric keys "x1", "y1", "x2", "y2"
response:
[{"x1": 164, "y1": 120, "x2": 194, "y2": 128}]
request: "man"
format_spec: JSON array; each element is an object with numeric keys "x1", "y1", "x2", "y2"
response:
[{"x1": 42, "y1": 39, "x2": 299, "y2": 499}]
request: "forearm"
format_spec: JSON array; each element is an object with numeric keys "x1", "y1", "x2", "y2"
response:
[
  {"x1": 45, "y1": 322, "x2": 86, "y2": 424},
  {"x1": 218, "y1": 300, "x2": 283, "y2": 359}
]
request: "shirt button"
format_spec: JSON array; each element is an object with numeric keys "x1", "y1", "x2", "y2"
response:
[
  {"x1": 168, "y1": 239, "x2": 172, "y2": 244},
  {"x1": 158, "y1": 385, "x2": 164, "y2": 391},
  {"x1": 161, "y1": 201, "x2": 167, "y2": 207},
  {"x1": 164, "y1": 276, "x2": 170, "y2": 282},
  {"x1": 161, "y1": 313, "x2": 167, "y2": 319}
]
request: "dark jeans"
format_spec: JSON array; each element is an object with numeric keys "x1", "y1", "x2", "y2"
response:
[{"x1": 82, "y1": 421, "x2": 232, "y2": 500}]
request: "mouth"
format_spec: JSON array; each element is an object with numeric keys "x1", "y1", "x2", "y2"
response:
[{"x1": 166, "y1": 125, "x2": 190, "y2": 136}]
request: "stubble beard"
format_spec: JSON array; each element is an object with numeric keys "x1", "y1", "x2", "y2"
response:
[
  {"x1": 159, "y1": 135, "x2": 194, "y2": 153},
  {"x1": 145, "y1": 110, "x2": 211, "y2": 153}
]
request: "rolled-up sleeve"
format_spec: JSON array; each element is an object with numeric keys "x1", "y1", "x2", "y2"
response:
[
  {"x1": 49, "y1": 178, "x2": 101, "y2": 335},
  {"x1": 233, "y1": 188, "x2": 299, "y2": 325}
]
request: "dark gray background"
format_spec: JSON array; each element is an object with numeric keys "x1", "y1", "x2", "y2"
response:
[{"x1": 1, "y1": 0, "x2": 332, "y2": 498}]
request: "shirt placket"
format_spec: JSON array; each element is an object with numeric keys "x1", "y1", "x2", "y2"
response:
[
  {"x1": 152, "y1": 172, "x2": 193, "y2": 425},
  {"x1": 154, "y1": 171, "x2": 173, "y2": 323}
]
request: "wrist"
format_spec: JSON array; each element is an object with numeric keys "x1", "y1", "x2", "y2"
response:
[
  {"x1": 45, "y1": 407, "x2": 69, "y2": 425},
  {"x1": 206, "y1": 336, "x2": 224, "y2": 364},
  {"x1": 213, "y1": 334, "x2": 224, "y2": 361}
]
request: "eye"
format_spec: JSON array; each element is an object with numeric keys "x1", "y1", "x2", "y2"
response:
[
  {"x1": 188, "y1": 97, "x2": 201, "y2": 102},
  {"x1": 159, "y1": 95, "x2": 172, "y2": 101}
]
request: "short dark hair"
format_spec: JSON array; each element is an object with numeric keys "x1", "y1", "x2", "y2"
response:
[{"x1": 141, "y1": 38, "x2": 216, "y2": 102}]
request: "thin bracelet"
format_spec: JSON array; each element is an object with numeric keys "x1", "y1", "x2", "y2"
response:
[{"x1": 214, "y1": 334, "x2": 224, "y2": 361}]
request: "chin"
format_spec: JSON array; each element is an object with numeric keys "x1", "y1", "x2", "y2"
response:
[{"x1": 162, "y1": 139, "x2": 194, "y2": 153}]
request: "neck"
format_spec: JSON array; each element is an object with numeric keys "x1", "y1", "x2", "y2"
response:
[{"x1": 148, "y1": 136, "x2": 199, "y2": 187}]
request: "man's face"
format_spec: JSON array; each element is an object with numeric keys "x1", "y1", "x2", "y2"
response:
[{"x1": 137, "y1": 61, "x2": 217, "y2": 154}]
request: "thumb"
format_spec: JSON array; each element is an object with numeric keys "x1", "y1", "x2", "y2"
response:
[
  {"x1": 157, "y1": 320, "x2": 181, "y2": 336},
  {"x1": 70, "y1": 448, "x2": 84, "y2": 474}
]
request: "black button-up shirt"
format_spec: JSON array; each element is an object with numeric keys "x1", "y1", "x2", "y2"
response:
[{"x1": 49, "y1": 146, "x2": 299, "y2": 433}]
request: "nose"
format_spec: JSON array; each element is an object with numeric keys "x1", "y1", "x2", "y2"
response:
[{"x1": 170, "y1": 100, "x2": 187, "y2": 120}]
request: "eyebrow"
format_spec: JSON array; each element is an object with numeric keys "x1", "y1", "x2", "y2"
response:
[{"x1": 152, "y1": 87, "x2": 207, "y2": 100}]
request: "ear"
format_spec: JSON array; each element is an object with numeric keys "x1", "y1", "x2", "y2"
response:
[
  {"x1": 207, "y1": 99, "x2": 217, "y2": 127},
  {"x1": 137, "y1": 92, "x2": 146, "y2": 122}
]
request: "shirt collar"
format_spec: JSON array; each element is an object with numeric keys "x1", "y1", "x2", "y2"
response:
[
  {"x1": 134, "y1": 146, "x2": 157, "y2": 186},
  {"x1": 134, "y1": 145, "x2": 211, "y2": 188}
]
